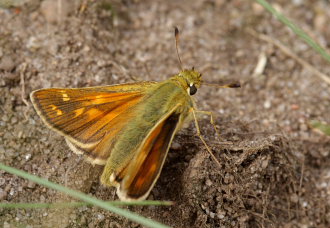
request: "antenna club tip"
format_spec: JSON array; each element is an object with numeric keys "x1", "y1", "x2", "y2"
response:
[
  {"x1": 228, "y1": 82, "x2": 241, "y2": 88},
  {"x1": 174, "y1": 26, "x2": 179, "y2": 36}
]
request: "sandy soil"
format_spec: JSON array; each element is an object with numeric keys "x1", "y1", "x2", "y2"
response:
[{"x1": 1, "y1": 0, "x2": 330, "y2": 227}]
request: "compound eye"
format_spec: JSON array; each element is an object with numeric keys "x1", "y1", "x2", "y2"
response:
[{"x1": 189, "y1": 83, "x2": 197, "y2": 95}]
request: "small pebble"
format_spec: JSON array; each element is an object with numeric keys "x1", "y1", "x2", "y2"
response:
[
  {"x1": 0, "y1": 56, "x2": 15, "y2": 71},
  {"x1": 264, "y1": 100, "x2": 271, "y2": 109},
  {"x1": 97, "y1": 213, "x2": 105, "y2": 220},
  {"x1": 205, "y1": 179, "x2": 213, "y2": 186},
  {"x1": 290, "y1": 193, "x2": 299, "y2": 203}
]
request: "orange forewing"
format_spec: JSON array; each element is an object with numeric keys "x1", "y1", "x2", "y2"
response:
[{"x1": 30, "y1": 83, "x2": 156, "y2": 164}]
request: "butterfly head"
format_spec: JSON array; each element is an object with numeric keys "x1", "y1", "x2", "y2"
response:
[
  {"x1": 177, "y1": 67, "x2": 202, "y2": 96},
  {"x1": 172, "y1": 27, "x2": 240, "y2": 95}
]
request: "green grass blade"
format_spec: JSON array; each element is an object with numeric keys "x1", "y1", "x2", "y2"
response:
[
  {"x1": 254, "y1": 0, "x2": 330, "y2": 63},
  {"x1": 0, "y1": 200, "x2": 173, "y2": 209},
  {"x1": 0, "y1": 163, "x2": 171, "y2": 228},
  {"x1": 310, "y1": 121, "x2": 330, "y2": 136}
]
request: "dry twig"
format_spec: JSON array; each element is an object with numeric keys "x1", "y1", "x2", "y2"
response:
[
  {"x1": 20, "y1": 63, "x2": 30, "y2": 120},
  {"x1": 247, "y1": 29, "x2": 330, "y2": 85}
]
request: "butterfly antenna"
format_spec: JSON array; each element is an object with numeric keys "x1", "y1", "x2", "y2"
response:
[
  {"x1": 174, "y1": 27, "x2": 183, "y2": 70},
  {"x1": 203, "y1": 82, "x2": 241, "y2": 88}
]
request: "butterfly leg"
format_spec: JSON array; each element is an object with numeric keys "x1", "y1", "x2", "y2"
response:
[
  {"x1": 191, "y1": 109, "x2": 221, "y2": 168},
  {"x1": 195, "y1": 110, "x2": 233, "y2": 147},
  {"x1": 194, "y1": 110, "x2": 220, "y2": 136}
]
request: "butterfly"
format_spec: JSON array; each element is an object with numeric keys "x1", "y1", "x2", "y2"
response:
[{"x1": 30, "y1": 28, "x2": 240, "y2": 201}]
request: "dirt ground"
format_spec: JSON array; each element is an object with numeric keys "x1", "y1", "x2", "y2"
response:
[{"x1": 1, "y1": 0, "x2": 330, "y2": 227}]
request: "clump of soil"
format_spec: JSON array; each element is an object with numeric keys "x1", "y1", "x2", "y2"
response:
[{"x1": 143, "y1": 120, "x2": 299, "y2": 227}]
